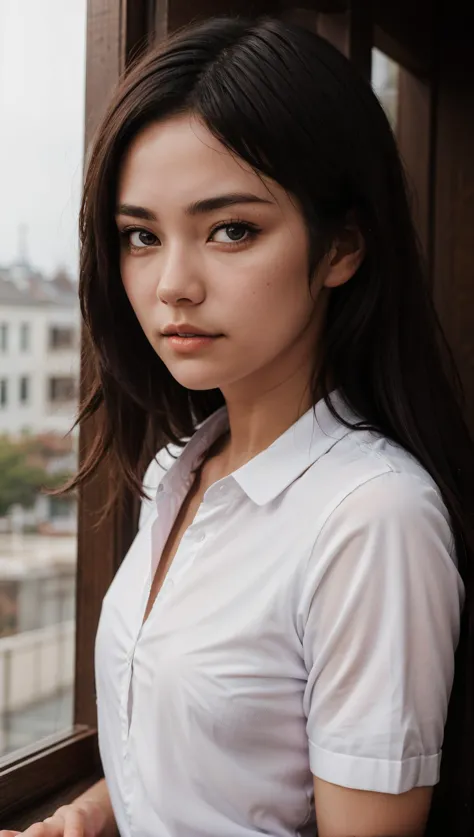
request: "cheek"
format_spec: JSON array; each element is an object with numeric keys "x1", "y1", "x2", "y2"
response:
[{"x1": 224, "y1": 245, "x2": 313, "y2": 333}]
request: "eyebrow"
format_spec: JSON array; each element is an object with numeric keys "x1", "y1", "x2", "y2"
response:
[{"x1": 116, "y1": 192, "x2": 274, "y2": 221}]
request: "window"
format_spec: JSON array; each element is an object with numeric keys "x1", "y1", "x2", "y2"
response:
[
  {"x1": 0, "y1": 378, "x2": 8, "y2": 407},
  {"x1": 49, "y1": 325, "x2": 75, "y2": 350},
  {"x1": 0, "y1": 0, "x2": 152, "y2": 825},
  {"x1": 19, "y1": 376, "x2": 30, "y2": 404},
  {"x1": 0, "y1": 0, "x2": 87, "y2": 812},
  {"x1": 48, "y1": 375, "x2": 76, "y2": 404},
  {"x1": 20, "y1": 322, "x2": 31, "y2": 352},
  {"x1": 0, "y1": 323, "x2": 8, "y2": 352}
]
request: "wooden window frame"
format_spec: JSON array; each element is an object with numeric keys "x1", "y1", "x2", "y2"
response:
[
  {"x1": 0, "y1": 1, "x2": 152, "y2": 825},
  {"x1": 315, "y1": 0, "x2": 434, "y2": 273},
  {"x1": 373, "y1": 0, "x2": 434, "y2": 272}
]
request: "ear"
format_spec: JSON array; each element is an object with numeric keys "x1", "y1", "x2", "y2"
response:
[{"x1": 323, "y1": 222, "x2": 365, "y2": 289}]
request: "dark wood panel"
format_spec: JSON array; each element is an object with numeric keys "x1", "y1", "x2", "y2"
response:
[
  {"x1": 374, "y1": 22, "x2": 430, "y2": 77},
  {"x1": 0, "y1": 728, "x2": 98, "y2": 822},
  {"x1": 280, "y1": 0, "x2": 348, "y2": 9},
  {"x1": 4, "y1": 774, "x2": 102, "y2": 831},
  {"x1": 373, "y1": 0, "x2": 432, "y2": 77},
  {"x1": 397, "y1": 67, "x2": 434, "y2": 268},
  {"x1": 83, "y1": 0, "x2": 122, "y2": 148},
  {"x1": 317, "y1": 0, "x2": 373, "y2": 79},
  {"x1": 432, "y1": 16, "x2": 474, "y2": 429},
  {"x1": 154, "y1": 0, "x2": 279, "y2": 36},
  {"x1": 123, "y1": 0, "x2": 156, "y2": 64}
]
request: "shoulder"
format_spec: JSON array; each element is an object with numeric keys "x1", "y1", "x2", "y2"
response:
[
  {"x1": 320, "y1": 431, "x2": 452, "y2": 551},
  {"x1": 299, "y1": 448, "x2": 461, "y2": 623},
  {"x1": 328, "y1": 466, "x2": 450, "y2": 534},
  {"x1": 296, "y1": 431, "x2": 460, "y2": 609},
  {"x1": 313, "y1": 426, "x2": 451, "y2": 537}
]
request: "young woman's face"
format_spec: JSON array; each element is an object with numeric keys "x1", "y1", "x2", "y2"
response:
[{"x1": 117, "y1": 114, "x2": 329, "y2": 398}]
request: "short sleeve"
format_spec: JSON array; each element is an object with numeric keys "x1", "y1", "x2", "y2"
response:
[{"x1": 301, "y1": 470, "x2": 464, "y2": 795}]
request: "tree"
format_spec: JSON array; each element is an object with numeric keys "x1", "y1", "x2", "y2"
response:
[{"x1": 0, "y1": 436, "x2": 73, "y2": 516}]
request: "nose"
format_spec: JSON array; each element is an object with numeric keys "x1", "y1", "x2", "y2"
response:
[{"x1": 157, "y1": 245, "x2": 205, "y2": 307}]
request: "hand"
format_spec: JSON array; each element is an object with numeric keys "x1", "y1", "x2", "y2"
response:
[{"x1": 0, "y1": 798, "x2": 107, "y2": 837}]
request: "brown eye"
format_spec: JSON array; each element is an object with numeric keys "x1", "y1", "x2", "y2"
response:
[
  {"x1": 210, "y1": 222, "x2": 258, "y2": 244},
  {"x1": 128, "y1": 229, "x2": 158, "y2": 248}
]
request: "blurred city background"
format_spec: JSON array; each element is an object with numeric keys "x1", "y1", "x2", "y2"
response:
[{"x1": 0, "y1": 0, "x2": 84, "y2": 760}]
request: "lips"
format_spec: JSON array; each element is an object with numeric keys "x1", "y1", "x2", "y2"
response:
[{"x1": 162, "y1": 324, "x2": 220, "y2": 337}]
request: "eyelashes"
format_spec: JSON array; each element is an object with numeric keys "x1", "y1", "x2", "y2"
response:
[
  {"x1": 119, "y1": 228, "x2": 158, "y2": 251},
  {"x1": 208, "y1": 220, "x2": 261, "y2": 246},
  {"x1": 119, "y1": 219, "x2": 262, "y2": 253}
]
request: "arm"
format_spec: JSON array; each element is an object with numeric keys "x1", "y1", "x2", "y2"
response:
[
  {"x1": 313, "y1": 778, "x2": 432, "y2": 837},
  {"x1": 300, "y1": 472, "x2": 463, "y2": 835},
  {"x1": 68, "y1": 779, "x2": 118, "y2": 837}
]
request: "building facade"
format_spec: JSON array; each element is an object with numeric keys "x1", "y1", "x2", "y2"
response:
[{"x1": 0, "y1": 263, "x2": 80, "y2": 437}]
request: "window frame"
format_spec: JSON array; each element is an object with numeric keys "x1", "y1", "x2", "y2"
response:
[{"x1": 0, "y1": 0, "x2": 152, "y2": 822}]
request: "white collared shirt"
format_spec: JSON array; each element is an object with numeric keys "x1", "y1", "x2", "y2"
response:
[{"x1": 95, "y1": 393, "x2": 464, "y2": 837}]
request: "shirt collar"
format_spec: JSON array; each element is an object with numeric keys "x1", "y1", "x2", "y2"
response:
[
  {"x1": 232, "y1": 391, "x2": 360, "y2": 505},
  {"x1": 167, "y1": 391, "x2": 360, "y2": 506}
]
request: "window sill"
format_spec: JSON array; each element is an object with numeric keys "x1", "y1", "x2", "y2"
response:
[
  {"x1": 0, "y1": 726, "x2": 100, "y2": 825},
  {"x1": 3, "y1": 773, "x2": 103, "y2": 831}
]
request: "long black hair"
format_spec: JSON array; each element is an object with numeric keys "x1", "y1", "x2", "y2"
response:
[{"x1": 70, "y1": 17, "x2": 474, "y2": 833}]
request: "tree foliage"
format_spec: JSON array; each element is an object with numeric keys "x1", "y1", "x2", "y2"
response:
[{"x1": 0, "y1": 435, "x2": 73, "y2": 516}]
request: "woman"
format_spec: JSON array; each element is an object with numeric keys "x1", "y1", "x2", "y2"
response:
[{"x1": 5, "y1": 15, "x2": 474, "y2": 837}]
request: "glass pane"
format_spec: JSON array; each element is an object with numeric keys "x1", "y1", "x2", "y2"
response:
[
  {"x1": 372, "y1": 48, "x2": 400, "y2": 132},
  {"x1": 0, "y1": 0, "x2": 86, "y2": 759}
]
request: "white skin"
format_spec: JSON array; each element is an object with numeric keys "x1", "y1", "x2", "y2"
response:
[
  {"x1": 116, "y1": 113, "x2": 360, "y2": 468},
  {"x1": 1, "y1": 113, "x2": 430, "y2": 837}
]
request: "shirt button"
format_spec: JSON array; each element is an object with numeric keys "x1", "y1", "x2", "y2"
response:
[{"x1": 197, "y1": 531, "x2": 206, "y2": 543}]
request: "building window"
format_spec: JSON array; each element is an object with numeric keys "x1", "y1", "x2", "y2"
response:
[
  {"x1": 48, "y1": 376, "x2": 76, "y2": 404},
  {"x1": 0, "y1": 379, "x2": 8, "y2": 407},
  {"x1": 49, "y1": 326, "x2": 75, "y2": 350},
  {"x1": 19, "y1": 376, "x2": 30, "y2": 404},
  {"x1": 20, "y1": 323, "x2": 30, "y2": 352},
  {"x1": 0, "y1": 323, "x2": 8, "y2": 352}
]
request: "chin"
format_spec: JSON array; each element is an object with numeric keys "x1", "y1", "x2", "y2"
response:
[{"x1": 166, "y1": 366, "x2": 226, "y2": 392}]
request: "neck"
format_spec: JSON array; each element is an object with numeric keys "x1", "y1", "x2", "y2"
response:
[
  {"x1": 218, "y1": 360, "x2": 316, "y2": 475},
  {"x1": 203, "y1": 303, "x2": 327, "y2": 479}
]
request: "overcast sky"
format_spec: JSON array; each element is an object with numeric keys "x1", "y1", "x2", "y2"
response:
[{"x1": 0, "y1": 0, "x2": 86, "y2": 278}]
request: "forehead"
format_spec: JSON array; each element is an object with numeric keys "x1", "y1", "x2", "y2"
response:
[{"x1": 117, "y1": 113, "x2": 280, "y2": 206}]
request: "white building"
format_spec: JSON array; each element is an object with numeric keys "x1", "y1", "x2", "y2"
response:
[{"x1": 0, "y1": 262, "x2": 81, "y2": 436}]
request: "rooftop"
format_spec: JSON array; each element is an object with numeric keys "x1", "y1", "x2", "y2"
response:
[{"x1": 0, "y1": 263, "x2": 78, "y2": 309}]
